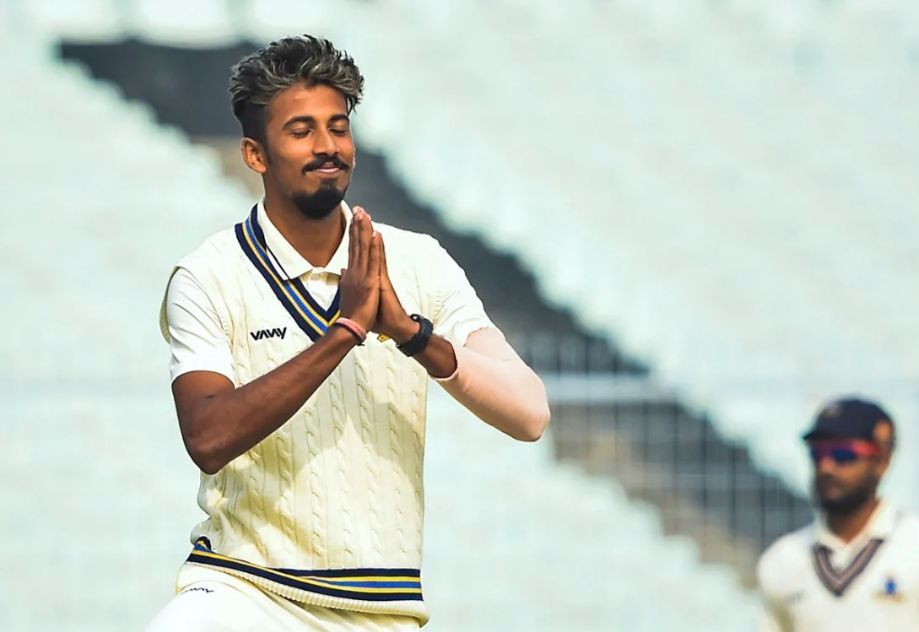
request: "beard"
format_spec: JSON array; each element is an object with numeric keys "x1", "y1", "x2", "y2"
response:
[
  {"x1": 815, "y1": 474, "x2": 877, "y2": 516},
  {"x1": 291, "y1": 183, "x2": 346, "y2": 220}
]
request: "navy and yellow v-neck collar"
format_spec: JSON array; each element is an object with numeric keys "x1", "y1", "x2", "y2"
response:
[
  {"x1": 235, "y1": 205, "x2": 341, "y2": 341},
  {"x1": 254, "y1": 201, "x2": 351, "y2": 281}
]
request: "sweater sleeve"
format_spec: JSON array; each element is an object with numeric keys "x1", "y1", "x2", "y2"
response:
[
  {"x1": 164, "y1": 267, "x2": 235, "y2": 383},
  {"x1": 422, "y1": 237, "x2": 494, "y2": 348}
]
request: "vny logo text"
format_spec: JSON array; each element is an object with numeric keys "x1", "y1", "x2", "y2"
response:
[{"x1": 250, "y1": 327, "x2": 287, "y2": 341}]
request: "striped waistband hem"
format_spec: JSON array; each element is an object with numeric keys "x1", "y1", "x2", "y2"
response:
[{"x1": 184, "y1": 538, "x2": 429, "y2": 624}]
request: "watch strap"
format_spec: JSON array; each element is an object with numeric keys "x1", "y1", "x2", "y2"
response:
[{"x1": 397, "y1": 314, "x2": 433, "y2": 357}]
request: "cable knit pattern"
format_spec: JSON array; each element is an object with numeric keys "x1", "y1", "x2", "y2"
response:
[
  {"x1": 327, "y1": 365, "x2": 357, "y2": 566},
  {"x1": 351, "y1": 347, "x2": 385, "y2": 560},
  {"x1": 273, "y1": 424, "x2": 297, "y2": 562},
  {"x1": 384, "y1": 349, "x2": 408, "y2": 557},
  {"x1": 231, "y1": 270, "x2": 271, "y2": 563},
  {"x1": 302, "y1": 403, "x2": 327, "y2": 566},
  {"x1": 410, "y1": 366, "x2": 427, "y2": 549},
  {"x1": 160, "y1": 221, "x2": 491, "y2": 624},
  {"x1": 245, "y1": 447, "x2": 271, "y2": 562},
  {"x1": 408, "y1": 262, "x2": 431, "y2": 550}
]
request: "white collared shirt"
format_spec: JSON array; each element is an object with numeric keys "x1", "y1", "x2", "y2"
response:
[
  {"x1": 757, "y1": 501, "x2": 919, "y2": 632},
  {"x1": 165, "y1": 200, "x2": 492, "y2": 382},
  {"x1": 815, "y1": 502, "x2": 892, "y2": 571},
  {"x1": 252, "y1": 200, "x2": 350, "y2": 308}
]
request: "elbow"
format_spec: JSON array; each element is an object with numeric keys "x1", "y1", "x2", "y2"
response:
[
  {"x1": 506, "y1": 376, "x2": 551, "y2": 442},
  {"x1": 195, "y1": 455, "x2": 225, "y2": 477},
  {"x1": 188, "y1": 443, "x2": 224, "y2": 476},
  {"x1": 175, "y1": 389, "x2": 236, "y2": 475},
  {"x1": 515, "y1": 429, "x2": 543, "y2": 443},
  {"x1": 517, "y1": 378, "x2": 551, "y2": 442},
  {"x1": 512, "y1": 404, "x2": 551, "y2": 442},
  {"x1": 183, "y1": 432, "x2": 227, "y2": 476}
]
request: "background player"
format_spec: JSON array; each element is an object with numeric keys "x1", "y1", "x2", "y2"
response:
[{"x1": 757, "y1": 397, "x2": 919, "y2": 631}]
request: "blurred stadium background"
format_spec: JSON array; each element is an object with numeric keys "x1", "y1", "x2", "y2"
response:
[{"x1": 3, "y1": 0, "x2": 918, "y2": 630}]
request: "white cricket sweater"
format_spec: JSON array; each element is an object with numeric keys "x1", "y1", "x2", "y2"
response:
[{"x1": 159, "y1": 204, "x2": 493, "y2": 624}]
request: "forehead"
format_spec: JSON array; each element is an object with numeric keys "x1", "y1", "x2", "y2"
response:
[{"x1": 265, "y1": 83, "x2": 348, "y2": 126}]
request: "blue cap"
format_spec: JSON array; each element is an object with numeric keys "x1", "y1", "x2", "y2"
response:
[{"x1": 802, "y1": 397, "x2": 894, "y2": 442}]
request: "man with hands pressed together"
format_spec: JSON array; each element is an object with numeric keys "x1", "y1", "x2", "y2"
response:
[{"x1": 147, "y1": 35, "x2": 549, "y2": 631}]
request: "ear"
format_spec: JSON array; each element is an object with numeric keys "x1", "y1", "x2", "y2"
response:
[
  {"x1": 870, "y1": 421, "x2": 894, "y2": 483},
  {"x1": 873, "y1": 421, "x2": 895, "y2": 466},
  {"x1": 241, "y1": 137, "x2": 268, "y2": 175}
]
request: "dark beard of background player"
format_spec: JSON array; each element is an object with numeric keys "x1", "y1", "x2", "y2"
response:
[
  {"x1": 292, "y1": 155, "x2": 350, "y2": 219},
  {"x1": 815, "y1": 473, "x2": 877, "y2": 516}
]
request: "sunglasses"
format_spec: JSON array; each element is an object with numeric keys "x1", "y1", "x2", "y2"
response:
[{"x1": 808, "y1": 440, "x2": 880, "y2": 464}]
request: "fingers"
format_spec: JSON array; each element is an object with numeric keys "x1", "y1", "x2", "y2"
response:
[
  {"x1": 359, "y1": 209, "x2": 373, "y2": 266},
  {"x1": 347, "y1": 207, "x2": 361, "y2": 271},
  {"x1": 378, "y1": 231, "x2": 391, "y2": 285},
  {"x1": 368, "y1": 232, "x2": 381, "y2": 279},
  {"x1": 351, "y1": 206, "x2": 374, "y2": 274},
  {"x1": 354, "y1": 207, "x2": 366, "y2": 272}
]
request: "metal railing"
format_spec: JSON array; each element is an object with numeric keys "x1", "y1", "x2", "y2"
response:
[{"x1": 511, "y1": 333, "x2": 815, "y2": 585}]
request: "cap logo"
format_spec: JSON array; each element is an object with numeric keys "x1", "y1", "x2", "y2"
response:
[{"x1": 822, "y1": 403, "x2": 843, "y2": 419}]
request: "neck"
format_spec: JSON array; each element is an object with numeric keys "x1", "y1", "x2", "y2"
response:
[
  {"x1": 262, "y1": 188, "x2": 344, "y2": 268},
  {"x1": 826, "y1": 496, "x2": 880, "y2": 544}
]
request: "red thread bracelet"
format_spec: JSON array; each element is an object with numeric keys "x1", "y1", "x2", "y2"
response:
[{"x1": 333, "y1": 317, "x2": 367, "y2": 345}]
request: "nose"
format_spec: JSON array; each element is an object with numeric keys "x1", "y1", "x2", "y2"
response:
[
  {"x1": 312, "y1": 128, "x2": 338, "y2": 157},
  {"x1": 815, "y1": 455, "x2": 836, "y2": 473}
]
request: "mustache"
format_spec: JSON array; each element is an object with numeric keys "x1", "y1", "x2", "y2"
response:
[{"x1": 303, "y1": 155, "x2": 349, "y2": 173}]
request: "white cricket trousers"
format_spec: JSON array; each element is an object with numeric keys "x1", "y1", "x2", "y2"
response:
[{"x1": 146, "y1": 565, "x2": 422, "y2": 631}]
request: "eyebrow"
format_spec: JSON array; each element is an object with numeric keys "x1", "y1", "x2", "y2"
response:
[{"x1": 282, "y1": 114, "x2": 350, "y2": 129}]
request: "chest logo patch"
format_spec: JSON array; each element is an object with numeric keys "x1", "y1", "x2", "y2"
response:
[
  {"x1": 875, "y1": 576, "x2": 905, "y2": 602},
  {"x1": 250, "y1": 327, "x2": 287, "y2": 341}
]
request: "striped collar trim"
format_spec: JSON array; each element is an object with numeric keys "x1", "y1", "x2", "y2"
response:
[
  {"x1": 235, "y1": 205, "x2": 341, "y2": 342},
  {"x1": 812, "y1": 538, "x2": 885, "y2": 597},
  {"x1": 187, "y1": 538, "x2": 423, "y2": 603},
  {"x1": 256, "y1": 201, "x2": 351, "y2": 280}
]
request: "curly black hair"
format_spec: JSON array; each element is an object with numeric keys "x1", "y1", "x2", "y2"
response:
[{"x1": 229, "y1": 35, "x2": 364, "y2": 144}]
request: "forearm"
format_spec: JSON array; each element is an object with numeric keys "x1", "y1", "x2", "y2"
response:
[
  {"x1": 411, "y1": 335, "x2": 457, "y2": 379},
  {"x1": 435, "y1": 328, "x2": 550, "y2": 441},
  {"x1": 386, "y1": 315, "x2": 457, "y2": 379},
  {"x1": 176, "y1": 325, "x2": 357, "y2": 473}
]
